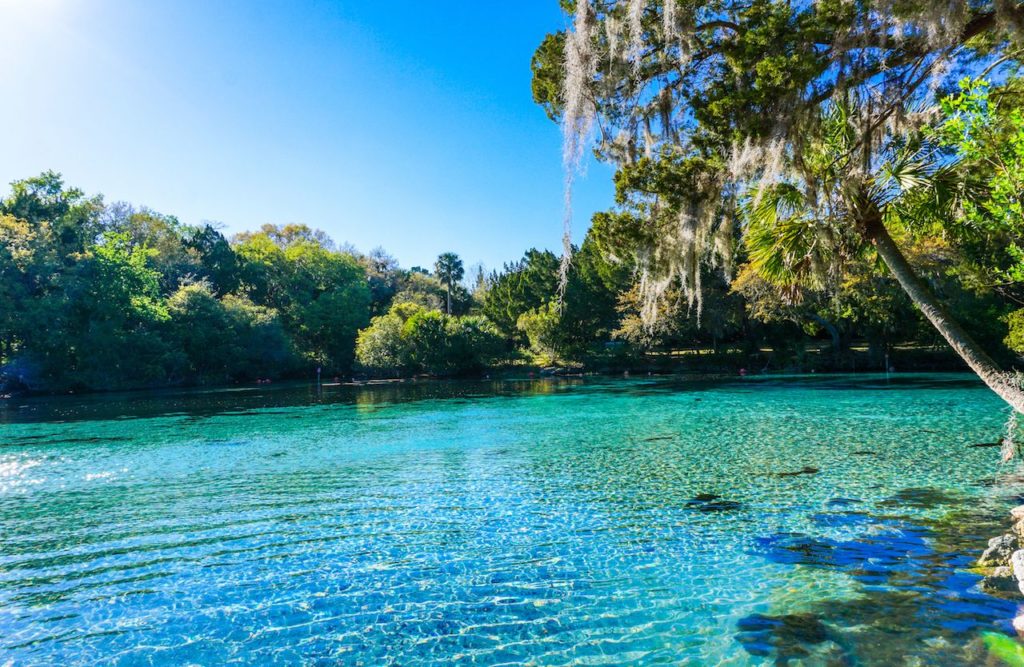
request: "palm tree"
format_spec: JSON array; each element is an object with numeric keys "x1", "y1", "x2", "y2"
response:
[
  {"x1": 744, "y1": 104, "x2": 1024, "y2": 416},
  {"x1": 542, "y1": 0, "x2": 1024, "y2": 416},
  {"x1": 434, "y1": 252, "x2": 464, "y2": 315}
]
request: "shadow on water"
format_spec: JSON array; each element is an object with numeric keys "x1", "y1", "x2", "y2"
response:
[
  {"x1": 0, "y1": 378, "x2": 590, "y2": 425},
  {"x1": 736, "y1": 613, "x2": 833, "y2": 663},
  {"x1": 740, "y1": 487, "x2": 1019, "y2": 665},
  {"x1": 0, "y1": 372, "x2": 988, "y2": 426},
  {"x1": 685, "y1": 493, "x2": 744, "y2": 512}
]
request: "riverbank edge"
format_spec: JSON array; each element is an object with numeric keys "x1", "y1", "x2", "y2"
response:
[{"x1": 0, "y1": 346, "x2": 980, "y2": 399}]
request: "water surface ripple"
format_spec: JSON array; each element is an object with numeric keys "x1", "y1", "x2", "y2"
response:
[{"x1": 0, "y1": 374, "x2": 1020, "y2": 664}]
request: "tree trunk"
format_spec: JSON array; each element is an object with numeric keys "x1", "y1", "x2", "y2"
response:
[
  {"x1": 446, "y1": 286, "x2": 452, "y2": 315},
  {"x1": 862, "y1": 214, "x2": 1024, "y2": 413},
  {"x1": 808, "y1": 314, "x2": 841, "y2": 354}
]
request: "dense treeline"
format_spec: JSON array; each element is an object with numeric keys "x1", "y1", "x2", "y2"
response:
[
  {"x1": 1, "y1": 141, "x2": 1021, "y2": 394},
  {"x1": 0, "y1": 172, "x2": 448, "y2": 391}
]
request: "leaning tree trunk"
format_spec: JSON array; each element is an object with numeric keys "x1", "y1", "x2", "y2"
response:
[{"x1": 862, "y1": 215, "x2": 1024, "y2": 414}]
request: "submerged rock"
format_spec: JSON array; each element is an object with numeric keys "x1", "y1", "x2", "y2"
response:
[
  {"x1": 686, "y1": 494, "x2": 741, "y2": 512},
  {"x1": 698, "y1": 500, "x2": 742, "y2": 512},
  {"x1": 979, "y1": 534, "x2": 1019, "y2": 567},
  {"x1": 981, "y1": 566, "x2": 1019, "y2": 596},
  {"x1": 773, "y1": 466, "x2": 820, "y2": 478}
]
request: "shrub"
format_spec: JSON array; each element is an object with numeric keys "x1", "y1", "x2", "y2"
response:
[{"x1": 356, "y1": 302, "x2": 505, "y2": 376}]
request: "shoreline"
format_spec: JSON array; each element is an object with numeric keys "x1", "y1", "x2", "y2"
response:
[
  {"x1": 1, "y1": 367, "x2": 976, "y2": 402},
  {"x1": 0, "y1": 350, "x2": 982, "y2": 401}
]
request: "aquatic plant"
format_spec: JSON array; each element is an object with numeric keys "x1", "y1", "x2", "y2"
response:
[{"x1": 985, "y1": 631, "x2": 1024, "y2": 666}]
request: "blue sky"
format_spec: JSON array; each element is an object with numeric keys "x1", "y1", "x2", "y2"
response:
[{"x1": 0, "y1": 0, "x2": 615, "y2": 272}]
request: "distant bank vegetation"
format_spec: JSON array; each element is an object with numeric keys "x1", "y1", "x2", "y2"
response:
[{"x1": 0, "y1": 166, "x2": 1021, "y2": 394}]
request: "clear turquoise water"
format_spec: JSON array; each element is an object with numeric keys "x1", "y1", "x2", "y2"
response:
[{"x1": 0, "y1": 374, "x2": 1021, "y2": 665}]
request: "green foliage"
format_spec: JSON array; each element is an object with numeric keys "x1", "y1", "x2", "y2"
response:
[
  {"x1": 481, "y1": 235, "x2": 628, "y2": 362},
  {"x1": 984, "y1": 632, "x2": 1024, "y2": 666},
  {"x1": 618, "y1": 270, "x2": 744, "y2": 350},
  {"x1": 360, "y1": 247, "x2": 402, "y2": 316},
  {"x1": 184, "y1": 224, "x2": 241, "y2": 295},
  {"x1": 434, "y1": 251, "x2": 465, "y2": 314},
  {"x1": 404, "y1": 309, "x2": 451, "y2": 372},
  {"x1": 50, "y1": 231, "x2": 173, "y2": 390},
  {"x1": 392, "y1": 271, "x2": 447, "y2": 311},
  {"x1": 554, "y1": 237, "x2": 629, "y2": 356},
  {"x1": 531, "y1": 32, "x2": 566, "y2": 121},
  {"x1": 0, "y1": 174, "x2": 372, "y2": 390},
  {"x1": 233, "y1": 230, "x2": 371, "y2": 372},
  {"x1": 932, "y1": 77, "x2": 1024, "y2": 286},
  {"x1": 445, "y1": 315, "x2": 506, "y2": 370},
  {"x1": 534, "y1": 0, "x2": 1024, "y2": 385},
  {"x1": 482, "y1": 249, "x2": 561, "y2": 339},
  {"x1": 356, "y1": 302, "x2": 505, "y2": 377},
  {"x1": 0, "y1": 170, "x2": 103, "y2": 253},
  {"x1": 283, "y1": 241, "x2": 371, "y2": 371},
  {"x1": 88, "y1": 231, "x2": 168, "y2": 323},
  {"x1": 234, "y1": 223, "x2": 335, "y2": 250},
  {"x1": 1006, "y1": 309, "x2": 1024, "y2": 354},
  {"x1": 166, "y1": 284, "x2": 294, "y2": 382},
  {"x1": 355, "y1": 310, "x2": 408, "y2": 373},
  {"x1": 517, "y1": 303, "x2": 563, "y2": 364},
  {"x1": 7, "y1": 110, "x2": 1024, "y2": 394}
]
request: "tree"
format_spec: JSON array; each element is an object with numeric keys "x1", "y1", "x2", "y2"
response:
[
  {"x1": 444, "y1": 315, "x2": 505, "y2": 372},
  {"x1": 0, "y1": 175, "x2": 161, "y2": 391},
  {"x1": 392, "y1": 271, "x2": 447, "y2": 311},
  {"x1": 0, "y1": 214, "x2": 60, "y2": 380},
  {"x1": 534, "y1": 0, "x2": 1024, "y2": 413},
  {"x1": 517, "y1": 303, "x2": 564, "y2": 364},
  {"x1": 355, "y1": 308, "x2": 409, "y2": 375},
  {"x1": 166, "y1": 283, "x2": 294, "y2": 383},
  {"x1": 558, "y1": 234, "x2": 631, "y2": 354},
  {"x1": 281, "y1": 241, "x2": 371, "y2": 372},
  {"x1": 0, "y1": 171, "x2": 103, "y2": 254},
  {"x1": 234, "y1": 223, "x2": 335, "y2": 250},
  {"x1": 0, "y1": 174, "x2": 390, "y2": 390},
  {"x1": 618, "y1": 268, "x2": 744, "y2": 353},
  {"x1": 434, "y1": 252, "x2": 464, "y2": 315},
  {"x1": 932, "y1": 78, "x2": 1024, "y2": 357},
  {"x1": 105, "y1": 207, "x2": 194, "y2": 294},
  {"x1": 355, "y1": 302, "x2": 504, "y2": 377},
  {"x1": 483, "y1": 249, "x2": 561, "y2": 339},
  {"x1": 233, "y1": 229, "x2": 372, "y2": 372},
  {"x1": 58, "y1": 232, "x2": 171, "y2": 389},
  {"x1": 183, "y1": 224, "x2": 241, "y2": 295},
  {"x1": 360, "y1": 246, "x2": 402, "y2": 316}
]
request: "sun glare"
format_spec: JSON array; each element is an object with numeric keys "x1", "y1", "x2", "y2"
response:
[
  {"x1": 0, "y1": 0, "x2": 72, "y2": 40},
  {"x1": 0, "y1": 0, "x2": 63, "y2": 18}
]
